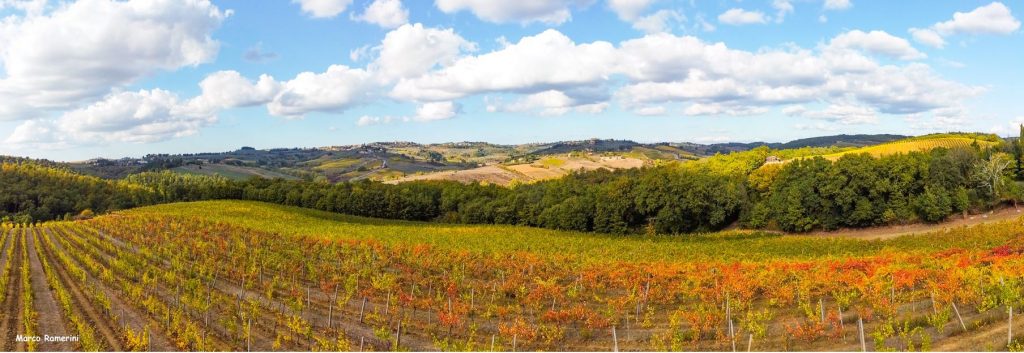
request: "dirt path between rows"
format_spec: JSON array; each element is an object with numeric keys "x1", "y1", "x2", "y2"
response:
[
  {"x1": 25, "y1": 229, "x2": 75, "y2": 351},
  {"x1": 0, "y1": 229, "x2": 25, "y2": 352},
  {"x1": 804, "y1": 206, "x2": 1024, "y2": 240}
]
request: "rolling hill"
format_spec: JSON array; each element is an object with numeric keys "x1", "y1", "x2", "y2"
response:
[{"x1": 50, "y1": 134, "x2": 912, "y2": 184}]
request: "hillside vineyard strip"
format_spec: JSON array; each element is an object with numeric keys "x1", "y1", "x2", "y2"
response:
[{"x1": 1, "y1": 201, "x2": 1023, "y2": 351}]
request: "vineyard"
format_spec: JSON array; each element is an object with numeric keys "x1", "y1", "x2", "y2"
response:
[
  {"x1": 815, "y1": 137, "x2": 999, "y2": 161},
  {"x1": 2, "y1": 200, "x2": 1024, "y2": 351}
]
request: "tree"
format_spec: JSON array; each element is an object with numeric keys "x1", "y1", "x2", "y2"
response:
[
  {"x1": 914, "y1": 186, "x2": 952, "y2": 223},
  {"x1": 1014, "y1": 124, "x2": 1024, "y2": 179},
  {"x1": 973, "y1": 153, "x2": 1013, "y2": 204}
]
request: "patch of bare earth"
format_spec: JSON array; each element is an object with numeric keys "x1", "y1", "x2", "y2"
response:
[
  {"x1": 0, "y1": 229, "x2": 25, "y2": 351},
  {"x1": 25, "y1": 229, "x2": 74, "y2": 351}
]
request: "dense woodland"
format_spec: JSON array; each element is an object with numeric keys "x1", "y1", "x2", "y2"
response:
[{"x1": 4, "y1": 133, "x2": 1024, "y2": 235}]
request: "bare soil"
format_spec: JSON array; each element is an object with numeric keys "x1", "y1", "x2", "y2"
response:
[
  {"x1": 25, "y1": 229, "x2": 75, "y2": 351},
  {"x1": 0, "y1": 229, "x2": 25, "y2": 352}
]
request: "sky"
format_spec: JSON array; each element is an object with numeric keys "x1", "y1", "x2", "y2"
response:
[{"x1": 0, "y1": 0, "x2": 1021, "y2": 161}]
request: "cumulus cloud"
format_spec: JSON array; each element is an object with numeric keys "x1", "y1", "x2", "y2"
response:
[
  {"x1": 487, "y1": 90, "x2": 608, "y2": 116},
  {"x1": 356, "y1": 115, "x2": 397, "y2": 126},
  {"x1": 934, "y1": 2, "x2": 1020, "y2": 35},
  {"x1": 0, "y1": 0, "x2": 47, "y2": 16},
  {"x1": 0, "y1": 0, "x2": 228, "y2": 120},
  {"x1": 3, "y1": 19, "x2": 992, "y2": 148},
  {"x1": 718, "y1": 8, "x2": 768, "y2": 25},
  {"x1": 371, "y1": 23, "x2": 476, "y2": 82},
  {"x1": 910, "y1": 2, "x2": 1020, "y2": 48},
  {"x1": 267, "y1": 65, "x2": 375, "y2": 118},
  {"x1": 293, "y1": 0, "x2": 353, "y2": 18},
  {"x1": 355, "y1": 101, "x2": 460, "y2": 127},
  {"x1": 390, "y1": 29, "x2": 617, "y2": 102},
  {"x1": 353, "y1": 0, "x2": 409, "y2": 29},
  {"x1": 6, "y1": 89, "x2": 217, "y2": 148},
  {"x1": 185, "y1": 71, "x2": 281, "y2": 116},
  {"x1": 612, "y1": 32, "x2": 978, "y2": 118},
  {"x1": 414, "y1": 101, "x2": 460, "y2": 121},
  {"x1": 827, "y1": 30, "x2": 925, "y2": 60},
  {"x1": 434, "y1": 0, "x2": 593, "y2": 25},
  {"x1": 908, "y1": 28, "x2": 946, "y2": 49}
]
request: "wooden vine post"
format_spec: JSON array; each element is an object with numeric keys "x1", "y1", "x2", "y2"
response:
[
  {"x1": 858, "y1": 317, "x2": 866, "y2": 352},
  {"x1": 952, "y1": 303, "x2": 967, "y2": 332}
]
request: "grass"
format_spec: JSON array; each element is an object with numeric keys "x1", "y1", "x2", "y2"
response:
[{"x1": 117, "y1": 200, "x2": 1024, "y2": 265}]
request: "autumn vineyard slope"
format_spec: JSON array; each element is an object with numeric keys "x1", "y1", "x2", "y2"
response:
[{"x1": 2, "y1": 200, "x2": 1024, "y2": 351}]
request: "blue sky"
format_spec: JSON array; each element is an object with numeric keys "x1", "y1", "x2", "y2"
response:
[{"x1": 0, "y1": 0, "x2": 1021, "y2": 161}]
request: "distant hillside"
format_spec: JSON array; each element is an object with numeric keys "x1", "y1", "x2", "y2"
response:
[
  {"x1": 815, "y1": 135, "x2": 1000, "y2": 160},
  {"x1": 43, "y1": 133, "x2": 923, "y2": 183},
  {"x1": 687, "y1": 134, "x2": 909, "y2": 155}
]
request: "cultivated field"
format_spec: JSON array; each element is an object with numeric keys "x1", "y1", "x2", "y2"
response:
[
  {"x1": 815, "y1": 137, "x2": 999, "y2": 161},
  {"x1": 4, "y1": 200, "x2": 1023, "y2": 351},
  {"x1": 387, "y1": 154, "x2": 646, "y2": 186}
]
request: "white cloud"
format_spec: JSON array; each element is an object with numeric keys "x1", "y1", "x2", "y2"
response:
[
  {"x1": 696, "y1": 14, "x2": 716, "y2": 32},
  {"x1": 371, "y1": 23, "x2": 476, "y2": 82},
  {"x1": 787, "y1": 103, "x2": 879, "y2": 125},
  {"x1": 349, "y1": 45, "x2": 372, "y2": 62},
  {"x1": 267, "y1": 65, "x2": 375, "y2": 118},
  {"x1": 613, "y1": 32, "x2": 977, "y2": 117},
  {"x1": 353, "y1": 0, "x2": 409, "y2": 29},
  {"x1": 0, "y1": 0, "x2": 47, "y2": 16},
  {"x1": 487, "y1": 90, "x2": 607, "y2": 116},
  {"x1": 391, "y1": 29, "x2": 616, "y2": 102},
  {"x1": 910, "y1": 2, "x2": 1020, "y2": 49},
  {"x1": 907, "y1": 107, "x2": 973, "y2": 132},
  {"x1": 185, "y1": 71, "x2": 281, "y2": 115},
  {"x1": 293, "y1": 0, "x2": 353, "y2": 18},
  {"x1": 933, "y1": 2, "x2": 1020, "y2": 35},
  {"x1": 823, "y1": 0, "x2": 851, "y2": 11},
  {"x1": 356, "y1": 101, "x2": 460, "y2": 126},
  {"x1": 356, "y1": 115, "x2": 396, "y2": 126},
  {"x1": 718, "y1": 8, "x2": 768, "y2": 25},
  {"x1": 631, "y1": 9, "x2": 683, "y2": 34},
  {"x1": 607, "y1": 0, "x2": 658, "y2": 21},
  {"x1": 6, "y1": 89, "x2": 216, "y2": 147},
  {"x1": 414, "y1": 101, "x2": 460, "y2": 121},
  {"x1": 827, "y1": 30, "x2": 925, "y2": 60},
  {"x1": 434, "y1": 0, "x2": 592, "y2": 25},
  {"x1": 772, "y1": 0, "x2": 794, "y2": 23},
  {"x1": 5, "y1": 120, "x2": 59, "y2": 146},
  {"x1": 781, "y1": 105, "x2": 808, "y2": 116},
  {"x1": 908, "y1": 28, "x2": 946, "y2": 49},
  {"x1": 0, "y1": 0, "x2": 228, "y2": 120}
]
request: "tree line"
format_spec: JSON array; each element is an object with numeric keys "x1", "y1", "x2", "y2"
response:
[{"x1": 3, "y1": 135, "x2": 1023, "y2": 235}]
